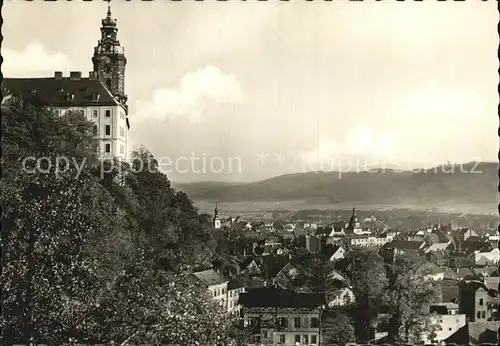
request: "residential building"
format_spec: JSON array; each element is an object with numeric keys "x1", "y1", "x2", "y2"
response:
[
  {"x1": 473, "y1": 248, "x2": 499, "y2": 266},
  {"x1": 424, "y1": 303, "x2": 466, "y2": 343},
  {"x1": 328, "y1": 245, "x2": 346, "y2": 262},
  {"x1": 444, "y1": 321, "x2": 499, "y2": 345},
  {"x1": 239, "y1": 287, "x2": 325, "y2": 345},
  {"x1": 3, "y1": 5, "x2": 129, "y2": 160},
  {"x1": 227, "y1": 278, "x2": 245, "y2": 316},
  {"x1": 459, "y1": 281, "x2": 490, "y2": 322},
  {"x1": 192, "y1": 269, "x2": 229, "y2": 310}
]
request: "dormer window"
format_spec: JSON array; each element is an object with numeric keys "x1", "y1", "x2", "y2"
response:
[
  {"x1": 92, "y1": 92, "x2": 100, "y2": 102},
  {"x1": 57, "y1": 87, "x2": 64, "y2": 93},
  {"x1": 66, "y1": 93, "x2": 75, "y2": 102},
  {"x1": 30, "y1": 88, "x2": 37, "y2": 94}
]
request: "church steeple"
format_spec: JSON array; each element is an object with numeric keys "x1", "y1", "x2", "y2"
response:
[
  {"x1": 92, "y1": 1, "x2": 128, "y2": 106},
  {"x1": 213, "y1": 201, "x2": 221, "y2": 229}
]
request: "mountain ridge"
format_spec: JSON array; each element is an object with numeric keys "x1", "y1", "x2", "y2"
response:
[{"x1": 173, "y1": 162, "x2": 498, "y2": 210}]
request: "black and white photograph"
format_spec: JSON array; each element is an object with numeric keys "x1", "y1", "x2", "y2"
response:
[{"x1": 1, "y1": 0, "x2": 498, "y2": 345}]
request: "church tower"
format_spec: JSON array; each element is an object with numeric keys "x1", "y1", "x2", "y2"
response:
[
  {"x1": 213, "y1": 202, "x2": 221, "y2": 229},
  {"x1": 92, "y1": 4, "x2": 128, "y2": 106}
]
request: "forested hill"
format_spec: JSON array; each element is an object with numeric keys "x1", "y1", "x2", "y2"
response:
[{"x1": 174, "y1": 162, "x2": 498, "y2": 208}]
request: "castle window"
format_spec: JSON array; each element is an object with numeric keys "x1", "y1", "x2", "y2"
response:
[
  {"x1": 105, "y1": 125, "x2": 111, "y2": 136},
  {"x1": 482, "y1": 311, "x2": 486, "y2": 318},
  {"x1": 93, "y1": 125, "x2": 98, "y2": 136},
  {"x1": 93, "y1": 110, "x2": 98, "y2": 117},
  {"x1": 294, "y1": 335, "x2": 300, "y2": 343},
  {"x1": 311, "y1": 335, "x2": 317, "y2": 344},
  {"x1": 303, "y1": 335, "x2": 309, "y2": 344},
  {"x1": 278, "y1": 335, "x2": 285, "y2": 344},
  {"x1": 294, "y1": 317, "x2": 301, "y2": 328},
  {"x1": 477, "y1": 311, "x2": 481, "y2": 319},
  {"x1": 105, "y1": 143, "x2": 111, "y2": 153},
  {"x1": 311, "y1": 317, "x2": 319, "y2": 328}
]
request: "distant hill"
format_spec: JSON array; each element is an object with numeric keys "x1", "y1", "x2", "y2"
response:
[{"x1": 173, "y1": 162, "x2": 498, "y2": 212}]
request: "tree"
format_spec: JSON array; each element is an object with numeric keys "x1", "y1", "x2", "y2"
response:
[
  {"x1": 336, "y1": 247, "x2": 388, "y2": 342},
  {"x1": 1, "y1": 101, "x2": 124, "y2": 344},
  {"x1": 384, "y1": 255, "x2": 441, "y2": 343},
  {"x1": 321, "y1": 309, "x2": 356, "y2": 345},
  {"x1": 89, "y1": 264, "x2": 234, "y2": 345}
]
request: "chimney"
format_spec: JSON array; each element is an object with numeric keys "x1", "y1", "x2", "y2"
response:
[
  {"x1": 69, "y1": 71, "x2": 82, "y2": 80},
  {"x1": 54, "y1": 71, "x2": 63, "y2": 80},
  {"x1": 89, "y1": 71, "x2": 97, "y2": 80}
]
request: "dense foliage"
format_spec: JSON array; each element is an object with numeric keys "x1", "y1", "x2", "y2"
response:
[{"x1": 1, "y1": 98, "x2": 234, "y2": 345}]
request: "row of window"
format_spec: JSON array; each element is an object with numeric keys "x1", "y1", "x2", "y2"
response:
[
  {"x1": 274, "y1": 317, "x2": 320, "y2": 328},
  {"x1": 213, "y1": 287, "x2": 226, "y2": 297},
  {"x1": 273, "y1": 333, "x2": 317, "y2": 345},
  {"x1": 91, "y1": 109, "x2": 126, "y2": 120},
  {"x1": 98, "y1": 143, "x2": 125, "y2": 155},
  {"x1": 476, "y1": 310, "x2": 486, "y2": 319},
  {"x1": 93, "y1": 125, "x2": 126, "y2": 138}
]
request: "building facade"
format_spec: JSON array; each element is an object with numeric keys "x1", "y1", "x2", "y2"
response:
[
  {"x1": 2, "y1": 5, "x2": 129, "y2": 160},
  {"x1": 192, "y1": 269, "x2": 229, "y2": 310},
  {"x1": 239, "y1": 288, "x2": 325, "y2": 345}
]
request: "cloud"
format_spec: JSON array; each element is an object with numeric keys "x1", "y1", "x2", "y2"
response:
[
  {"x1": 2, "y1": 42, "x2": 77, "y2": 77},
  {"x1": 136, "y1": 65, "x2": 243, "y2": 123},
  {"x1": 301, "y1": 126, "x2": 400, "y2": 171}
]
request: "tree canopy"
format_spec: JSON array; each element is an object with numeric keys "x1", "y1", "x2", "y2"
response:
[{"x1": 1, "y1": 99, "x2": 234, "y2": 345}]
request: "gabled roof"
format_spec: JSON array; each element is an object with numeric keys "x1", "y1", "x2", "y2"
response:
[
  {"x1": 228, "y1": 278, "x2": 245, "y2": 290},
  {"x1": 3, "y1": 77, "x2": 121, "y2": 108},
  {"x1": 444, "y1": 321, "x2": 499, "y2": 345},
  {"x1": 192, "y1": 269, "x2": 228, "y2": 287},
  {"x1": 239, "y1": 287, "x2": 325, "y2": 308},
  {"x1": 384, "y1": 240, "x2": 424, "y2": 250},
  {"x1": 424, "y1": 242, "x2": 450, "y2": 253}
]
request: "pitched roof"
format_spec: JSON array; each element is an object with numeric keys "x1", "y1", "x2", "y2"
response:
[
  {"x1": 384, "y1": 240, "x2": 424, "y2": 250},
  {"x1": 444, "y1": 321, "x2": 499, "y2": 345},
  {"x1": 424, "y1": 242, "x2": 450, "y2": 253},
  {"x1": 227, "y1": 278, "x2": 245, "y2": 290},
  {"x1": 239, "y1": 287, "x2": 325, "y2": 308},
  {"x1": 3, "y1": 77, "x2": 121, "y2": 108},
  {"x1": 192, "y1": 269, "x2": 228, "y2": 287}
]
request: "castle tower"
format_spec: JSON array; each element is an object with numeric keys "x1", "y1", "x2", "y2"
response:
[{"x1": 92, "y1": 3, "x2": 128, "y2": 106}]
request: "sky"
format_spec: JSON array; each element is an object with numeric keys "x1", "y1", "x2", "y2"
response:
[{"x1": 3, "y1": 1, "x2": 498, "y2": 183}]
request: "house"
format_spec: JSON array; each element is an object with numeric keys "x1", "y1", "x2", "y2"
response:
[
  {"x1": 379, "y1": 240, "x2": 425, "y2": 262},
  {"x1": 348, "y1": 235, "x2": 389, "y2": 248},
  {"x1": 444, "y1": 321, "x2": 499, "y2": 345},
  {"x1": 192, "y1": 269, "x2": 229, "y2": 310},
  {"x1": 326, "y1": 281, "x2": 355, "y2": 307},
  {"x1": 3, "y1": 6, "x2": 130, "y2": 160},
  {"x1": 306, "y1": 235, "x2": 326, "y2": 253},
  {"x1": 328, "y1": 245, "x2": 346, "y2": 262},
  {"x1": 273, "y1": 263, "x2": 307, "y2": 290},
  {"x1": 459, "y1": 281, "x2": 491, "y2": 322},
  {"x1": 473, "y1": 248, "x2": 499, "y2": 266},
  {"x1": 456, "y1": 228, "x2": 478, "y2": 243},
  {"x1": 227, "y1": 278, "x2": 246, "y2": 316},
  {"x1": 423, "y1": 303, "x2": 466, "y2": 344},
  {"x1": 239, "y1": 287, "x2": 325, "y2": 345},
  {"x1": 439, "y1": 279, "x2": 460, "y2": 303},
  {"x1": 427, "y1": 250, "x2": 448, "y2": 267},
  {"x1": 424, "y1": 241, "x2": 452, "y2": 254}
]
